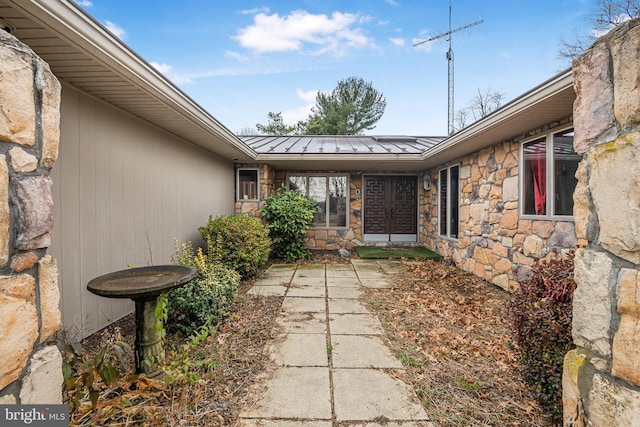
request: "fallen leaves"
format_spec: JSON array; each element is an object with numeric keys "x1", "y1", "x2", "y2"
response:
[{"x1": 365, "y1": 259, "x2": 552, "y2": 427}]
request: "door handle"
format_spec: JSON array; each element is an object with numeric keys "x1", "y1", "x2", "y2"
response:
[
  {"x1": 390, "y1": 209, "x2": 395, "y2": 218},
  {"x1": 385, "y1": 209, "x2": 389, "y2": 218}
]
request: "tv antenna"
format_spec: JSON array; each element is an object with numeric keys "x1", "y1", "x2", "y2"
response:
[{"x1": 413, "y1": 1, "x2": 483, "y2": 135}]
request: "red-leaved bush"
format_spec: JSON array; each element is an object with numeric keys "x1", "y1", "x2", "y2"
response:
[{"x1": 507, "y1": 250, "x2": 576, "y2": 423}]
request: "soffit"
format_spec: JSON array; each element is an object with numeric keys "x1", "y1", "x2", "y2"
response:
[{"x1": 0, "y1": 0, "x2": 255, "y2": 162}]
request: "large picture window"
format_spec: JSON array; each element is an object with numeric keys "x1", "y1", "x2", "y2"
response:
[
  {"x1": 522, "y1": 128, "x2": 579, "y2": 217},
  {"x1": 438, "y1": 165, "x2": 459, "y2": 239},
  {"x1": 288, "y1": 174, "x2": 348, "y2": 228}
]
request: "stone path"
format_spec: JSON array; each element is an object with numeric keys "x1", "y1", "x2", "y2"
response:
[{"x1": 239, "y1": 259, "x2": 433, "y2": 427}]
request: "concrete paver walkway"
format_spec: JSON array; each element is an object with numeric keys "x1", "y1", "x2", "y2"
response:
[{"x1": 239, "y1": 260, "x2": 433, "y2": 427}]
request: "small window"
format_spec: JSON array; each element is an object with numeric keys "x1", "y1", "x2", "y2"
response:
[
  {"x1": 522, "y1": 128, "x2": 578, "y2": 217},
  {"x1": 438, "y1": 164, "x2": 459, "y2": 239},
  {"x1": 287, "y1": 174, "x2": 348, "y2": 228},
  {"x1": 238, "y1": 169, "x2": 259, "y2": 200}
]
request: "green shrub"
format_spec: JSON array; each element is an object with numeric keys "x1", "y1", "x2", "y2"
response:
[
  {"x1": 507, "y1": 250, "x2": 576, "y2": 423},
  {"x1": 168, "y1": 241, "x2": 240, "y2": 336},
  {"x1": 260, "y1": 188, "x2": 317, "y2": 262},
  {"x1": 198, "y1": 215, "x2": 271, "y2": 278}
]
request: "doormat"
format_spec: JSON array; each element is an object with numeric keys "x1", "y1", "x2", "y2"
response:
[{"x1": 354, "y1": 245, "x2": 442, "y2": 260}]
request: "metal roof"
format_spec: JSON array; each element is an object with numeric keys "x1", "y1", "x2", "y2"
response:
[{"x1": 241, "y1": 135, "x2": 444, "y2": 155}]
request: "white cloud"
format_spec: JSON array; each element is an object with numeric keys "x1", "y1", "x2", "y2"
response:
[
  {"x1": 282, "y1": 89, "x2": 318, "y2": 124},
  {"x1": 225, "y1": 50, "x2": 250, "y2": 62},
  {"x1": 74, "y1": 0, "x2": 93, "y2": 7},
  {"x1": 385, "y1": 0, "x2": 399, "y2": 6},
  {"x1": 150, "y1": 61, "x2": 194, "y2": 84},
  {"x1": 234, "y1": 10, "x2": 374, "y2": 56},
  {"x1": 104, "y1": 20, "x2": 126, "y2": 39},
  {"x1": 390, "y1": 37, "x2": 405, "y2": 46},
  {"x1": 239, "y1": 7, "x2": 270, "y2": 15}
]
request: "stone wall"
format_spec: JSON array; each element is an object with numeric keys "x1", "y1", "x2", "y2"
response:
[
  {"x1": 563, "y1": 19, "x2": 640, "y2": 426},
  {"x1": 422, "y1": 117, "x2": 581, "y2": 291},
  {"x1": 0, "y1": 31, "x2": 62, "y2": 403}
]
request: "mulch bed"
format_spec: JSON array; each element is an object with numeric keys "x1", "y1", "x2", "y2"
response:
[{"x1": 71, "y1": 254, "x2": 553, "y2": 426}]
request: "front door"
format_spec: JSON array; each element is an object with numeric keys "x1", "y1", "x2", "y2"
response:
[{"x1": 363, "y1": 176, "x2": 417, "y2": 242}]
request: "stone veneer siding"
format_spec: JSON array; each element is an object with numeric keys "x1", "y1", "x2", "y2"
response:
[
  {"x1": 422, "y1": 117, "x2": 581, "y2": 292},
  {"x1": 0, "y1": 31, "x2": 63, "y2": 404},
  {"x1": 562, "y1": 19, "x2": 640, "y2": 426},
  {"x1": 236, "y1": 167, "x2": 429, "y2": 250}
]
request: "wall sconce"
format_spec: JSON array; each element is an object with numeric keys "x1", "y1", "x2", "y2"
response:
[{"x1": 422, "y1": 175, "x2": 431, "y2": 191}]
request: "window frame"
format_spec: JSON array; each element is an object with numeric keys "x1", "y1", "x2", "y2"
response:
[
  {"x1": 286, "y1": 173, "x2": 349, "y2": 229},
  {"x1": 519, "y1": 126, "x2": 578, "y2": 220},
  {"x1": 437, "y1": 164, "x2": 460, "y2": 240},
  {"x1": 237, "y1": 168, "x2": 260, "y2": 201}
]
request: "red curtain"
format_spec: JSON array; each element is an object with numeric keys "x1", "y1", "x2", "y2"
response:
[{"x1": 531, "y1": 146, "x2": 546, "y2": 215}]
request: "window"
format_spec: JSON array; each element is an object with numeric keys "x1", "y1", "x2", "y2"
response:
[
  {"x1": 237, "y1": 169, "x2": 259, "y2": 200},
  {"x1": 522, "y1": 128, "x2": 579, "y2": 217},
  {"x1": 287, "y1": 174, "x2": 348, "y2": 228},
  {"x1": 438, "y1": 165, "x2": 459, "y2": 238}
]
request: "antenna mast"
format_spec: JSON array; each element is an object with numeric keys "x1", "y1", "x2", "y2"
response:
[{"x1": 413, "y1": 1, "x2": 482, "y2": 135}]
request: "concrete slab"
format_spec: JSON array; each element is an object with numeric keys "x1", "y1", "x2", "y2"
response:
[
  {"x1": 281, "y1": 297, "x2": 325, "y2": 313},
  {"x1": 290, "y1": 276, "x2": 325, "y2": 287},
  {"x1": 240, "y1": 367, "x2": 331, "y2": 420},
  {"x1": 356, "y1": 271, "x2": 388, "y2": 280},
  {"x1": 294, "y1": 269, "x2": 326, "y2": 278},
  {"x1": 263, "y1": 268, "x2": 296, "y2": 278},
  {"x1": 377, "y1": 260, "x2": 406, "y2": 274},
  {"x1": 286, "y1": 286, "x2": 326, "y2": 298},
  {"x1": 326, "y1": 270, "x2": 358, "y2": 279},
  {"x1": 296, "y1": 264, "x2": 325, "y2": 272},
  {"x1": 328, "y1": 298, "x2": 370, "y2": 314},
  {"x1": 329, "y1": 313, "x2": 384, "y2": 335},
  {"x1": 326, "y1": 277, "x2": 360, "y2": 287},
  {"x1": 331, "y1": 335, "x2": 403, "y2": 369},
  {"x1": 359, "y1": 278, "x2": 394, "y2": 289},
  {"x1": 276, "y1": 312, "x2": 326, "y2": 334},
  {"x1": 269, "y1": 334, "x2": 328, "y2": 367},
  {"x1": 255, "y1": 277, "x2": 291, "y2": 286},
  {"x1": 351, "y1": 259, "x2": 382, "y2": 268},
  {"x1": 239, "y1": 421, "x2": 332, "y2": 427},
  {"x1": 247, "y1": 286, "x2": 288, "y2": 297},
  {"x1": 327, "y1": 286, "x2": 364, "y2": 299},
  {"x1": 326, "y1": 263, "x2": 355, "y2": 271},
  {"x1": 332, "y1": 369, "x2": 429, "y2": 422}
]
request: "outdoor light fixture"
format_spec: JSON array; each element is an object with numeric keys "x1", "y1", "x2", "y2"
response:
[
  {"x1": 423, "y1": 175, "x2": 431, "y2": 191},
  {"x1": 0, "y1": 18, "x2": 16, "y2": 33}
]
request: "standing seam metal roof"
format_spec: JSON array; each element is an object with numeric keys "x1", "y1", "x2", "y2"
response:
[{"x1": 240, "y1": 135, "x2": 445, "y2": 155}]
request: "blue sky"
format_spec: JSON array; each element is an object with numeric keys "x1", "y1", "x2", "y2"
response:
[{"x1": 74, "y1": 0, "x2": 597, "y2": 136}]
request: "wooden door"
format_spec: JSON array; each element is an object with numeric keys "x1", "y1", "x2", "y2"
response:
[{"x1": 363, "y1": 176, "x2": 417, "y2": 241}]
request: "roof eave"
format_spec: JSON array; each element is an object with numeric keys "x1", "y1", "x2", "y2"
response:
[
  {"x1": 421, "y1": 69, "x2": 574, "y2": 168},
  {"x1": 7, "y1": 0, "x2": 256, "y2": 160}
]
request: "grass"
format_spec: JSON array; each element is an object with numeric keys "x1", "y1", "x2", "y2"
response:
[{"x1": 355, "y1": 245, "x2": 442, "y2": 260}]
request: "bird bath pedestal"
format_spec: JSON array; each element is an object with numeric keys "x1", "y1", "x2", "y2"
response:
[{"x1": 87, "y1": 265, "x2": 197, "y2": 378}]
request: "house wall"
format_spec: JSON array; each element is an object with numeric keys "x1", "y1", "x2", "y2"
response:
[
  {"x1": 422, "y1": 116, "x2": 581, "y2": 292},
  {"x1": 0, "y1": 30, "x2": 63, "y2": 404},
  {"x1": 563, "y1": 20, "x2": 640, "y2": 426},
  {"x1": 237, "y1": 167, "x2": 426, "y2": 251},
  {"x1": 50, "y1": 84, "x2": 235, "y2": 340}
]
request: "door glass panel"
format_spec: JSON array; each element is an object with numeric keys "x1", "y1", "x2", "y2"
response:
[{"x1": 523, "y1": 137, "x2": 547, "y2": 215}]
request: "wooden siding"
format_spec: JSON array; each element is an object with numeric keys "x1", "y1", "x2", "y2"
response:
[{"x1": 50, "y1": 84, "x2": 235, "y2": 339}]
